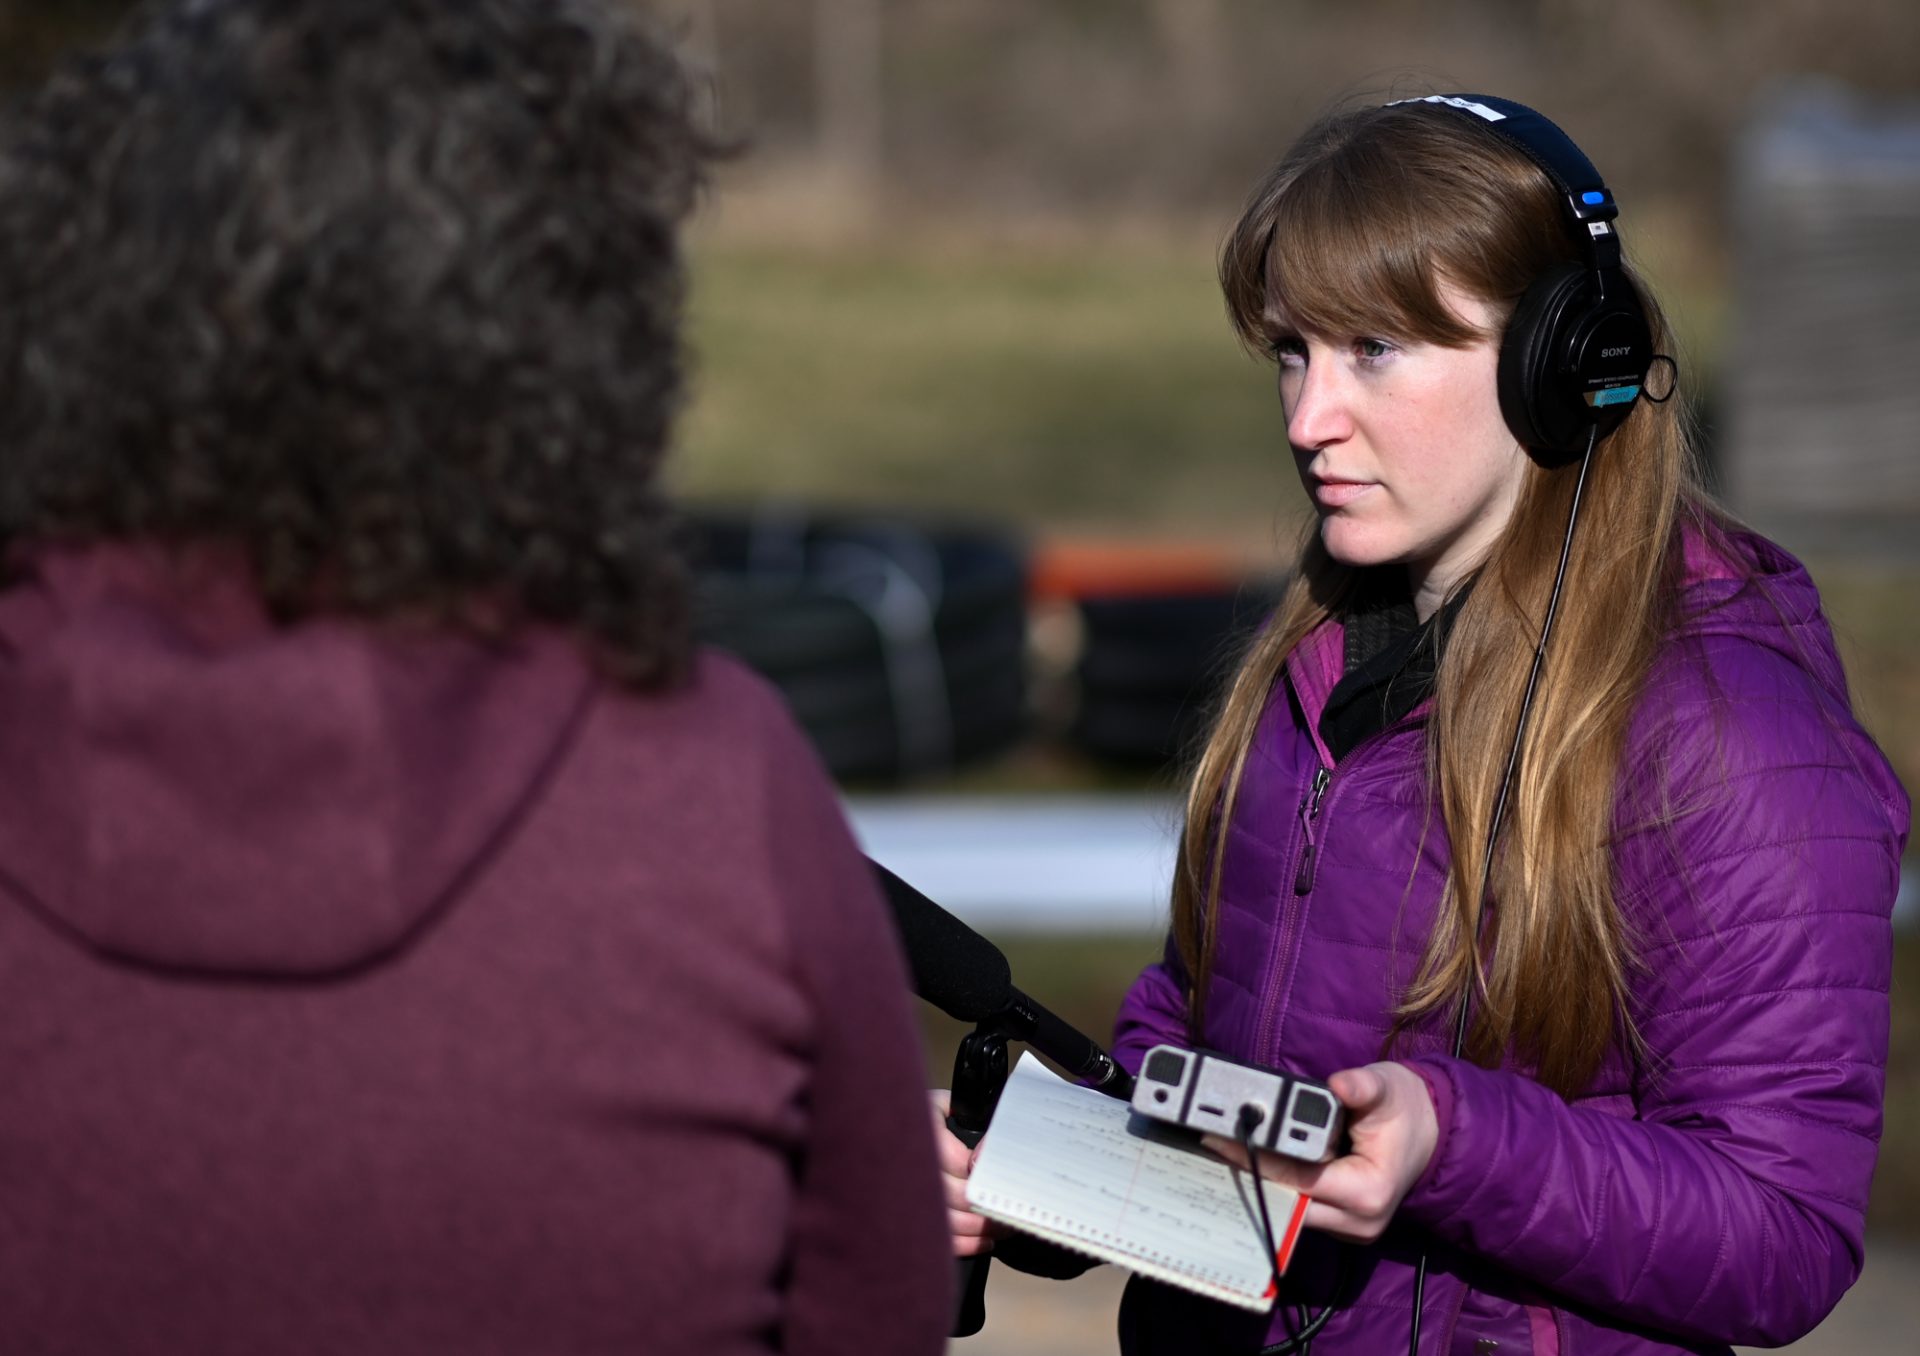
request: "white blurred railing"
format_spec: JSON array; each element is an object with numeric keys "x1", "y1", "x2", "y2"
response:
[
  {"x1": 846, "y1": 793, "x2": 1180, "y2": 934},
  {"x1": 848, "y1": 793, "x2": 1917, "y2": 936}
]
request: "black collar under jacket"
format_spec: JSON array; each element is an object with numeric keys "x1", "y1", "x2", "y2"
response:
[{"x1": 1317, "y1": 570, "x2": 1465, "y2": 763}]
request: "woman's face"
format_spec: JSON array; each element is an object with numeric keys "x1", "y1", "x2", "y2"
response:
[{"x1": 1265, "y1": 280, "x2": 1529, "y2": 619}]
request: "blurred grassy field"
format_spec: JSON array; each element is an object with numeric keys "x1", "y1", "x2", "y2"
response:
[
  {"x1": 673, "y1": 224, "x2": 1726, "y2": 542},
  {"x1": 675, "y1": 232, "x2": 1309, "y2": 544}
]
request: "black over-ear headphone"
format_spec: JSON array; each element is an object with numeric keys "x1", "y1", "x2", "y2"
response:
[{"x1": 1390, "y1": 94, "x2": 1654, "y2": 466}]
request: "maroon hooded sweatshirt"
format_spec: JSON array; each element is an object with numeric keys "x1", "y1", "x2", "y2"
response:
[{"x1": 0, "y1": 543, "x2": 952, "y2": 1355}]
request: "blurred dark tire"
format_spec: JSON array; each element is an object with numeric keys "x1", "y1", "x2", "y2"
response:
[
  {"x1": 1069, "y1": 578, "x2": 1286, "y2": 769},
  {"x1": 686, "y1": 504, "x2": 1029, "y2": 783}
]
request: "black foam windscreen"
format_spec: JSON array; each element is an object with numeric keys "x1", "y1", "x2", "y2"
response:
[{"x1": 871, "y1": 859, "x2": 1014, "y2": 1022}]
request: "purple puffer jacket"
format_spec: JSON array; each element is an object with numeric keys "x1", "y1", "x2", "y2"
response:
[{"x1": 1111, "y1": 529, "x2": 1909, "y2": 1356}]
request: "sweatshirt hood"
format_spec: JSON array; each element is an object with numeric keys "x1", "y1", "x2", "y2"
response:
[{"x1": 0, "y1": 543, "x2": 596, "y2": 977}]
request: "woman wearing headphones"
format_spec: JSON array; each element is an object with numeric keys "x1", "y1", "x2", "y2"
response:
[{"x1": 944, "y1": 94, "x2": 1909, "y2": 1355}]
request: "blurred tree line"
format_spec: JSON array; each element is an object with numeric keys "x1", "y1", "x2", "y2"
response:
[
  {"x1": 7, "y1": 0, "x2": 1916, "y2": 237},
  {"x1": 652, "y1": 0, "x2": 1920, "y2": 235}
]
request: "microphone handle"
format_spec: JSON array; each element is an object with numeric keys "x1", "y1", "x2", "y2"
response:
[
  {"x1": 946, "y1": 1112, "x2": 992, "y2": 1337},
  {"x1": 946, "y1": 1026, "x2": 1008, "y2": 1338}
]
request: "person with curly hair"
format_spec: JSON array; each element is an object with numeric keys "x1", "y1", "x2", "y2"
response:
[{"x1": 0, "y1": 2, "x2": 951, "y2": 1351}]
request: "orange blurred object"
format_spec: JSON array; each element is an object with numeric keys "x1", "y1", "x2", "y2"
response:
[{"x1": 1026, "y1": 538, "x2": 1266, "y2": 602}]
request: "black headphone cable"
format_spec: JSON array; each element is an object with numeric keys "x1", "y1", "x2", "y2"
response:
[
  {"x1": 1405, "y1": 421, "x2": 1600, "y2": 1356},
  {"x1": 1232, "y1": 1104, "x2": 1342, "y2": 1355}
]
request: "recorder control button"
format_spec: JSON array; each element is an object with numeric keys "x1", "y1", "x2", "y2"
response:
[
  {"x1": 1143, "y1": 1050, "x2": 1189, "y2": 1085},
  {"x1": 1292, "y1": 1090, "x2": 1333, "y2": 1127}
]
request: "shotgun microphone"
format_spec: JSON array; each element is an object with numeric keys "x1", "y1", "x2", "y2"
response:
[{"x1": 870, "y1": 859, "x2": 1133, "y2": 1100}]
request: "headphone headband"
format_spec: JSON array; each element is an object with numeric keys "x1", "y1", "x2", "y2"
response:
[{"x1": 1387, "y1": 94, "x2": 1622, "y2": 272}]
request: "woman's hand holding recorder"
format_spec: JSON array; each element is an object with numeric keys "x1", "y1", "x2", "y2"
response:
[{"x1": 1204, "y1": 1061, "x2": 1437, "y2": 1244}]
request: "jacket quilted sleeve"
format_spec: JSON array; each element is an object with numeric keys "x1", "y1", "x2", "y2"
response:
[
  {"x1": 1400, "y1": 625, "x2": 1909, "y2": 1347},
  {"x1": 1113, "y1": 936, "x2": 1195, "y2": 1075}
]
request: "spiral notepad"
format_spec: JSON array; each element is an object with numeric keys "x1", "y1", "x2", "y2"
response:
[{"x1": 965, "y1": 1053, "x2": 1308, "y2": 1312}]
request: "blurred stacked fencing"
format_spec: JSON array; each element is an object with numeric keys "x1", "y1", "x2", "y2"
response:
[{"x1": 1722, "y1": 83, "x2": 1920, "y2": 557}]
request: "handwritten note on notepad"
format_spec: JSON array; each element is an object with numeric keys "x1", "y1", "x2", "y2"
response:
[{"x1": 964, "y1": 1052, "x2": 1308, "y2": 1312}]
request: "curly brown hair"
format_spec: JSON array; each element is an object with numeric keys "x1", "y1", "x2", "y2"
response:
[{"x1": 0, "y1": 0, "x2": 717, "y2": 685}]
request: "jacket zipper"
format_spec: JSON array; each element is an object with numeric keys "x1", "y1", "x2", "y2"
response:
[
  {"x1": 1293, "y1": 766, "x2": 1333, "y2": 894},
  {"x1": 1245, "y1": 697, "x2": 1428, "y2": 1069},
  {"x1": 1250, "y1": 761, "x2": 1334, "y2": 1067}
]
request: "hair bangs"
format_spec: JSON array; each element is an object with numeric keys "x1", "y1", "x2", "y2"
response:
[{"x1": 1263, "y1": 148, "x2": 1484, "y2": 350}]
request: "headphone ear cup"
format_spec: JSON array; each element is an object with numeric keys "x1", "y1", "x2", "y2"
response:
[{"x1": 1497, "y1": 261, "x2": 1591, "y2": 462}]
